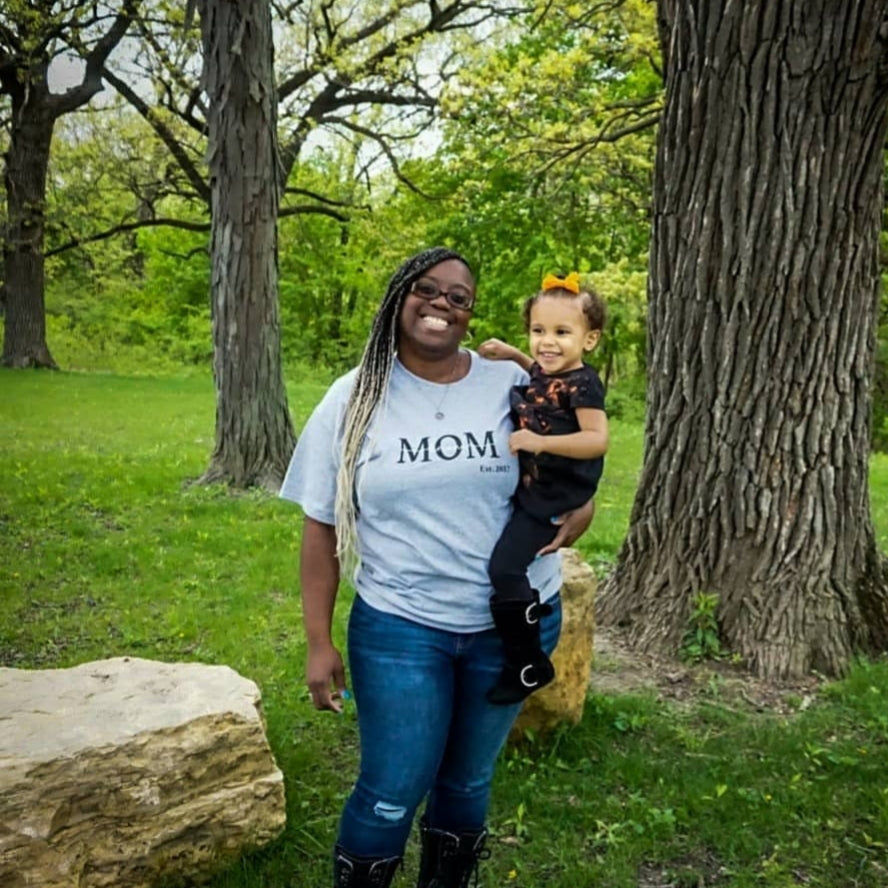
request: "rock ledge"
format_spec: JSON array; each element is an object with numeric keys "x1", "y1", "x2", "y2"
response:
[{"x1": 0, "y1": 656, "x2": 286, "y2": 888}]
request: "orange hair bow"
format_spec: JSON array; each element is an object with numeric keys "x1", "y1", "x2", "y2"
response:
[{"x1": 541, "y1": 272, "x2": 580, "y2": 294}]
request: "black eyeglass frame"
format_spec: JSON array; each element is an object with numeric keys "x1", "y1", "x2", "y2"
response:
[{"x1": 409, "y1": 278, "x2": 476, "y2": 312}]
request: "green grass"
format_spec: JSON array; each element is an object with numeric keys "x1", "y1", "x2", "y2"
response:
[{"x1": 2, "y1": 368, "x2": 888, "y2": 888}]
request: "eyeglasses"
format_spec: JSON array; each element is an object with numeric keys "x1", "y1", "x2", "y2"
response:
[{"x1": 410, "y1": 278, "x2": 475, "y2": 311}]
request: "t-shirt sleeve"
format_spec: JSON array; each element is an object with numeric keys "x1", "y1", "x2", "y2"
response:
[
  {"x1": 569, "y1": 366, "x2": 606, "y2": 411},
  {"x1": 278, "y1": 374, "x2": 353, "y2": 525}
]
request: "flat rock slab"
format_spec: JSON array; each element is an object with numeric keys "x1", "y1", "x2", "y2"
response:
[{"x1": 0, "y1": 656, "x2": 286, "y2": 887}]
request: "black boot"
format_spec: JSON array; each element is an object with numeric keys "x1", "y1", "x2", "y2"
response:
[
  {"x1": 333, "y1": 845, "x2": 402, "y2": 888},
  {"x1": 416, "y1": 818, "x2": 490, "y2": 888},
  {"x1": 486, "y1": 590, "x2": 555, "y2": 706}
]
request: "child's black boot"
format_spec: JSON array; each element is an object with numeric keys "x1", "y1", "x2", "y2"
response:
[{"x1": 486, "y1": 590, "x2": 555, "y2": 705}]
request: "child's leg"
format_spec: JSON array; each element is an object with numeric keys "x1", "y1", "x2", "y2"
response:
[
  {"x1": 486, "y1": 508, "x2": 558, "y2": 705},
  {"x1": 488, "y1": 508, "x2": 558, "y2": 603}
]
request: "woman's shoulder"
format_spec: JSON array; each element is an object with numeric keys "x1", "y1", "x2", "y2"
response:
[
  {"x1": 331, "y1": 366, "x2": 359, "y2": 391},
  {"x1": 298, "y1": 367, "x2": 359, "y2": 432},
  {"x1": 316, "y1": 366, "x2": 359, "y2": 405},
  {"x1": 471, "y1": 350, "x2": 528, "y2": 386}
]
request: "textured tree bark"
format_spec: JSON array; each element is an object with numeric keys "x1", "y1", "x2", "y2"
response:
[
  {"x1": 1, "y1": 84, "x2": 58, "y2": 369},
  {"x1": 598, "y1": 0, "x2": 888, "y2": 678},
  {"x1": 197, "y1": 0, "x2": 296, "y2": 489}
]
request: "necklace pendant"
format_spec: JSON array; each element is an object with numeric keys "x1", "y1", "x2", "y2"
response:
[{"x1": 435, "y1": 411, "x2": 445, "y2": 420}]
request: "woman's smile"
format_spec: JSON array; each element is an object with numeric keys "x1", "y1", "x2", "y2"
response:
[
  {"x1": 420, "y1": 314, "x2": 450, "y2": 331},
  {"x1": 398, "y1": 258, "x2": 474, "y2": 361}
]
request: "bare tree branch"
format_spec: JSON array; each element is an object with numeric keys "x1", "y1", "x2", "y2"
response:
[
  {"x1": 101, "y1": 65, "x2": 211, "y2": 203},
  {"x1": 275, "y1": 2, "x2": 506, "y2": 179},
  {"x1": 278, "y1": 203, "x2": 349, "y2": 222},
  {"x1": 45, "y1": 216, "x2": 211, "y2": 257},
  {"x1": 49, "y1": 0, "x2": 141, "y2": 116},
  {"x1": 137, "y1": 15, "x2": 208, "y2": 126},
  {"x1": 321, "y1": 115, "x2": 441, "y2": 199},
  {"x1": 0, "y1": 20, "x2": 22, "y2": 55},
  {"x1": 530, "y1": 109, "x2": 661, "y2": 178},
  {"x1": 328, "y1": 88, "x2": 436, "y2": 110},
  {"x1": 158, "y1": 244, "x2": 207, "y2": 261},
  {"x1": 45, "y1": 199, "x2": 360, "y2": 258},
  {"x1": 284, "y1": 185, "x2": 365, "y2": 209}
]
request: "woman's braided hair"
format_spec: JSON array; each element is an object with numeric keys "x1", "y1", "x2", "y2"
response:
[{"x1": 334, "y1": 246, "x2": 473, "y2": 573}]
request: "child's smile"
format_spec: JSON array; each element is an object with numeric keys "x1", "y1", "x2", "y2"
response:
[{"x1": 528, "y1": 296, "x2": 600, "y2": 375}]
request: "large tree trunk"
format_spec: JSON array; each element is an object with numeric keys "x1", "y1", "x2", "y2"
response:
[
  {"x1": 598, "y1": 0, "x2": 888, "y2": 679},
  {"x1": 1, "y1": 3, "x2": 137, "y2": 369},
  {"x1": 197, "y1": 0, "x2": 295, "y2": 489},
  {"x1": 1, "y1": 82, "x2": 57, "y2": 369}
]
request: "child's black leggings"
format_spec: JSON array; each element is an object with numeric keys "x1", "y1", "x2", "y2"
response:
[{"x1": 487, "y1": 507, "x2": 557, "y2": 603}]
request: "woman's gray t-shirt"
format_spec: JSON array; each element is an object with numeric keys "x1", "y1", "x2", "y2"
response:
[{"x1": 279, "y1": 350, "x2": 562, "y2": 632}]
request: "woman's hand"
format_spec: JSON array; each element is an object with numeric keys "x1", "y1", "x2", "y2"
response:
[
  {"x1": 300, "y1": 517, "x2": 347, "y2": 713},
  {"x1": 537, "y1": 499, "x2": 595, "y2": 556},
  {"x1": 306, "y1": 640, "x2": 348, "y2": 713}
]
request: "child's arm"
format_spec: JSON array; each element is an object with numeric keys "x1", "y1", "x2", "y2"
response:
[
  {"x1": 509, "y1": 407, "x2": 609, "y2": 459},
  {"x1": 479, "y1": 338, "x2": 534, "y2": 371}
]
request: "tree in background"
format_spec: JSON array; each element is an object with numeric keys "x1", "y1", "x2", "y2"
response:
[
  {"x1": 192, "y1": 0, "x2": 294, "y2": 489},
  {"x1": 876, "y1": 197, "x2": 888, "y2": 451},
  {"x1": 25, "y1": 0, "x2": 664, "y2": 391},
  {"x1": 7, "y1": 1, "x2": 661, "y2": 383},
  {"x1": 0, "y1": 0, "x2": 139, "y2": 368},
  {"x1": 100, "y1": 0, "x2": 545, "y2": 487},
  {"x1": 103, "y1": 2, "x2": 531, "y2": 240},
  {"x1": 599, "y1": 0, "x2": 888, "y2": 678},
  {"x1": 28, "y1": 103, "x2": 215, "y2": 371}
]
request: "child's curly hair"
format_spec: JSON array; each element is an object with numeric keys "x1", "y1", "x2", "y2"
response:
[{"x1": 521, "y1": 279, "x2": 606, "y2": 333}]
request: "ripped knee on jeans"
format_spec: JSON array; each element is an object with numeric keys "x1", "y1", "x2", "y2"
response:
[{"x1": 372, "y1": 800, "x2": 407, "y2": 822}]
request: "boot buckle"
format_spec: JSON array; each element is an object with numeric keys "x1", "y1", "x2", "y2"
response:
[{"x1": 519, "y1": 664, "x2": 540, "y2": 688}]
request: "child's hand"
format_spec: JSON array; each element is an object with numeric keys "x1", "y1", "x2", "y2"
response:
[
  {"x1": 479, "y1": 338, "x2": 515, "y2": 361},
  {"x1": 509, "y1": 429, "x2": 544, "y2": 454}
]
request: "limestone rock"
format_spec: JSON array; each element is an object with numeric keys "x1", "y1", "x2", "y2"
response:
[
  {"x1": 0, "y1": 656, "x2": 286, "y2": 888},
  {"x1": 512, "y1": 548, "x2": 596, "y2": 739}
]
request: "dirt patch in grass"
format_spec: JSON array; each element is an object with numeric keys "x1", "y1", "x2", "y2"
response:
[
  {"x1": 591, "y1": 626, "x2": 825, "y2": 716},
  {"x1": 637, "y1": 847, "x2": 732, "y2": 887}
]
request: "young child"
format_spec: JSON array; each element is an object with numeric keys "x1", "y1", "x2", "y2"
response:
[{"x1": 479, "y1": 272, "x2": 608, "y2": 705}]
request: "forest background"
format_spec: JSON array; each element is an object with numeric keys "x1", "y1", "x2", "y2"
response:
[
  {"x1": 0, "y1": 1, "x2": 747, "y2": 426},
  {"x1": 3, "y1": 0, "x2": 888, "y2": 682},
  {"x1": 3, "y1": 2, "x2": 886, "y2": 447},
  {"x1": 5, "y1": 3, "x2": 888, "y2": 885}
]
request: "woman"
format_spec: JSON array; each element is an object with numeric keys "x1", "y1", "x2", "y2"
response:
[{"x1": 280, "y1": 247, "x2": 593, "y2": 887}]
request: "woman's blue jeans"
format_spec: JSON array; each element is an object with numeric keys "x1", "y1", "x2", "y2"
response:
[{"x1": 338, "y1": 593, "x2": 562, "y2": 858}]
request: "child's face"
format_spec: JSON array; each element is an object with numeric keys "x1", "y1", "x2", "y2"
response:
[{"x1": 528, "y1": 296, "x2": 600, "y2": 375}]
